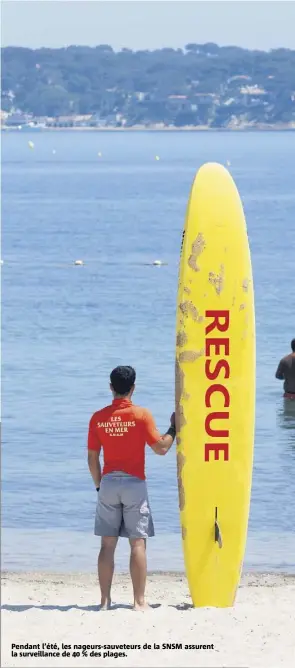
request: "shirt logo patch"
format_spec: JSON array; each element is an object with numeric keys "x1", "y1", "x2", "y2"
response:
[{"x1": 96, "y1": 419, "x2": 136, "y2": 437}]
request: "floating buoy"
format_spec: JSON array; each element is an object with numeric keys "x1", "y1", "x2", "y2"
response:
[
  {"x1": 98, "y1": 152, "x2": 102, "y2": 157},
  {"x1": 28, "y1": 141, "x2": 34, "y2": 149},
  {"x1": 226, "y1": 160, "x2": 231, "y2": 167},
  {"x1": 74, "y1": 260, "x2": 84, "y2": 266},
  {"x1": 153, "y1": 260, "x2": 163, "y2": 266},
  {"x1": 155, "y1": 155, "x2": 160, "y2": 161},
  {"x1": 52, "y1": 149, "x2": 56, "y2": 155},
  {"x1": 18, "y1": 125, "x2": 22, "y2": 130}
]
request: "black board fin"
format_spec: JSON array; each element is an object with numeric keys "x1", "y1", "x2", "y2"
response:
[{"x1": 215, "y1": 507, "x2": 223, "y2": 548}]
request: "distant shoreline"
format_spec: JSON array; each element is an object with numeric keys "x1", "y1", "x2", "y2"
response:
[{"x1": 2, "y1": 124, "x2": 295, "y2": 133}]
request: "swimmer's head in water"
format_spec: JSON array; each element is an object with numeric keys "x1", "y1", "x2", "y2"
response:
[
  {"x1": 291, "y1": 339, "x2": 295, "y2": 353},
  {"x1": 110, "y1": 365, "x2": 136, "y2": 397}
]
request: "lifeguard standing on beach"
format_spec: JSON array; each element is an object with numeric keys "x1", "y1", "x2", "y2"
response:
[
  {"x1": 87, "y1": 365, "x2": 175, "y2": 611},
  {"x1": 275, "y1": 339, "x2": 295, "y2": 398}
]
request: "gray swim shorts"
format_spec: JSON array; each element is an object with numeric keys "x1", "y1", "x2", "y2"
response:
[{"x1": 94, "y1": 471, "x2": 155, "y2": 539}]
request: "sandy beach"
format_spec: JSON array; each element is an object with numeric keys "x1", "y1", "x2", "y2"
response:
[{"x1": 1, "y1": 571, "x2": 294, "y2": 668}]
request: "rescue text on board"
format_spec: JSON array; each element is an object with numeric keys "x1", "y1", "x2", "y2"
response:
[{"x1": 204, "y1": 310, "x2": 230, "y2": 462}]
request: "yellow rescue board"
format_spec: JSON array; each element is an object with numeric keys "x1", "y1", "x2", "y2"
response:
[{"x1": 175, "y1": 162, "x2": 255, "y2": 607}]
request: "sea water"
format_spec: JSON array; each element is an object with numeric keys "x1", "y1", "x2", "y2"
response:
[{"x1": 2, "y1": 130, "x2": 295, "y2": 572}]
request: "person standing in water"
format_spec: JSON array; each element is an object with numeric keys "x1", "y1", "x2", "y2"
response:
[
  {"x1": 87, "y1": 365, "x2": 176, "y2": 611},
  {"x1": 275, "y1": 339, "x2": 295, "y2": 398}
]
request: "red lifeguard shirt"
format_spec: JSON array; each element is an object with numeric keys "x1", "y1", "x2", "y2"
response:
[{"x1": 87, "y1": 398, "x2": 161, "y2": 480}]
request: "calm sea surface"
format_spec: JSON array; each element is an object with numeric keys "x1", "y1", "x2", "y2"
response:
[{"x1": 2, "y1": 130, "x2": 295, "y2": 572}]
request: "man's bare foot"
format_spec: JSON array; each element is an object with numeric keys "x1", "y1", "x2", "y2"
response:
[
  {"x1": 99, "y1": 599, "x2": 111, "y2": 611},
  {"x1": 133, "y1": 601, "x2": 151, "y2": 612}
]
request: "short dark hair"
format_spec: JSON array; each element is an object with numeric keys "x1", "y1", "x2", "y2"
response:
[
  {"x1": 110, "y1": 366, "x2": 136, "y2": 396},
  {"x1": 291, "y1": 339, "x2": 295, "y2": 352}
]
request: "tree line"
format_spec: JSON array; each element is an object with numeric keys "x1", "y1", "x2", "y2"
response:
[{"x1": 1, "y1": 44, "x2": 295, "y2": 126}]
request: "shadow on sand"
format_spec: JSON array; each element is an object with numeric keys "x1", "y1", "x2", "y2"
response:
[{"x1": 1, "y1": 602, "x2": 162, "y2": 612}]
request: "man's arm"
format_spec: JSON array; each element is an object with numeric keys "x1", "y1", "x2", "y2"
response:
[
  {"x1": 151, "y1": 426, "x2": 176, "y2": 456},
  {"x1": 88, "y1": 451, "x2": 102, "y2": 488},
  {"x1": 145, "y1": 411, "x2": 176, "y2": 456},
  {"x1": 87, "y1": 417, "x2": 102, "y2": 489},
  {"x1": 275, "y1": 359, "x2": 285, "y2": 380}
]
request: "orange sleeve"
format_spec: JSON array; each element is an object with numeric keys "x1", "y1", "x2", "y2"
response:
[
  {"x1": 142, "y1": 409, "x2": 161, "y2": 446},
  {"x1": 88, "y1": 415, "x2": 101, "y2": 452}
]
